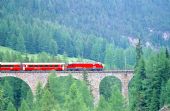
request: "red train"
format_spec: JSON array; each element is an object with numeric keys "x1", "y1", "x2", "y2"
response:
[{"x1": 0, "y1": 62, "x2": 104, "y2": 71}]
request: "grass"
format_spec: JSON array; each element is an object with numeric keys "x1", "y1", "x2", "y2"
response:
[{"x1": 0, "y1": 46, "x2": 95, "y2": 62}]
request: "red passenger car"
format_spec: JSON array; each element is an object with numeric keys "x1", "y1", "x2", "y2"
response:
[
  {"x1": 22, "y1": 63, "x2": 65, "y2": 71},
  {"x1": 0, "y1": 62, "x2": 21, "y2": 71},
  {"x1": 66, "y1": 62, "x2": 104, "y2": 71}
]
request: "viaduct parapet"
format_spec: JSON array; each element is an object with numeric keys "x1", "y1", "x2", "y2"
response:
[{"x1": 0, "y1": 70, "x2": 134, "y2": 104}]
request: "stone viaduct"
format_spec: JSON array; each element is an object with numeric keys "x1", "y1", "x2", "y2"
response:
[{"x1": 0, "y1": 70, "x2": 134, "y2": 104}]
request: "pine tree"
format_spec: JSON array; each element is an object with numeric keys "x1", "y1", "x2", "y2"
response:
[
  {"x1": 95, "y1": 96, "x2": 111, "y2": 111},
  {"x1": 165, "y1": 79, "x2": 170, "y2": 105},
  {"x1": 99, "y1": 77, "x2": 121, "y2": 101},
  {"x1": 165, "y1": 48, "x2": 169, "y2": 58},
  {"x1": 0, "y1": 52, "x2": 3, "y2": 61},
  {"x1": 3, "y1": 80, "x2": 14, "y2": 105},
  {"x1": 135, "y1": 38, "x2": 143, "y2": 67},
  {"x1": 91, "y1": 39, "x2": 103, "y2": 61},
  {"x1": 37, "y1": 52, "x2": 50, "y2": 62},
  {"x1": 25, "y1": 90, "x2": 33, "y2": 110},
  {"x1": 64, "y1": 82, "x2": 88, "y2": 111},
  {"x1": 39, "y1": 89, "x2": 61, "y2": 111},
  {"x1": 0, "y1": 89, "x2": 6, "y2": 111},
  {"x1": 109, "y1": 86, "x2": 125, "y2": 111},
  {"x1": 24, "y1": 54, "x2": 29, "y2": 62},
  {"x1": 5, "y1": 34, "x2": 15, "y2": 49},
  {"x1": 149, "y1": 89, "x2": 159, "y2": 111},
  {"x1": 104, "y1": 44, "x2": 114, "y2": 69},
  {"x1": 130, "y1": 39, "x2": 148, "y2": 111},
  {"x1": 134, "y1": 58, "x2": 147, "y2": 111},
  {"x1": 15, "y1": 33, "x2": 26, "y2": 53},
  {"x1": 18, "y1": 100, "x2": 30, "y2": 111},
  {"x1": 48, "y1": 39, "x2": 58, "y2": 55},
  {"x1": 7, "y1": 102, "x2": 16, "y2": 111},
  {"x1": 35, "y1": 82, "x2": 43, "y2": 102}
]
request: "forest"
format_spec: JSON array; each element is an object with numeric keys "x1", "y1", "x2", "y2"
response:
[
  {"x1": 0, "y1": 0, "x2": 170, "y2": 70},
  {"x1": 0, "y1": 0, "x2": 170, "y2": 111},
  {"x1": 0, "y1": 41, "x2": 170, "y2": 111}
]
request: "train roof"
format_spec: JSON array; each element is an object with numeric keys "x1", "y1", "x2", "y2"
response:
[
  {"x1": 22, "y1": 63, "x2": 65, "y2": 65},
  {"x1": 0, "y1": 62, "x2": 21, "y2": 65},
  {"x1": 68, "y1": 62, "x2": 102, "y2": 64}
]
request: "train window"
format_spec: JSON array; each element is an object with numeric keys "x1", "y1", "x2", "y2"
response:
[
  {"x1": 2, "y1": 65, "x2": 6, "y2": 67},
  {"x1": 3, "y1": 65, "x2": 10, "y2": 67},
  {"x1": 55, "y1": 65, "x2": 58, "y2": 67}
]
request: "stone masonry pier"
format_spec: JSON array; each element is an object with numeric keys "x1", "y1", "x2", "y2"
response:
[{"x1": 0, "y1": 70, "x2": 134, "y2": 104}]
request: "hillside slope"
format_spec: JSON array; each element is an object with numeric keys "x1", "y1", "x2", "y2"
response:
[{"x1": 0, "y1": 0, "x2": 168, "y2": 69}]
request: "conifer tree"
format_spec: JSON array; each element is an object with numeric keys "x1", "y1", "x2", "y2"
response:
[
  {"x1": 3, "y1": 80, "x2": 14, "y2": 105},
  {"x1": 64, "y1": 82, "x2": 88, "y2": 111},
  {"x1": 18, "y1": 99, "x2": 30, "y2": 111},
  {"x1": 135, "y1": 38, "x2": 143, "y2": 67},
  {"x1": 109, "y1": 86, "x2": 125, "y2": 111},
  {"x1": 95, "y1": 96, "x2": 111, "y2": 111},
  {"x1": 24, "y1": 54, "x2": 29, "y2": 62},
  {"x1": 104, "y1": 44, "x2": 114, "y2": 69},
  {"x1": 130, "y1": 39, "x2": 148, "y2": 111},
  {"x1": 39, "y1": 89, "x2": 61, "y2": 111},
  {"x1": 15, "y1": 33, "x2": 26, "y2": 53},
  {"x1": 0, "y1": 89, "x2": 6, "y2": 111},
  {"x1": 7, "y1": 102, "x2": 16, "y2": 111},
  {"x1": 25, "y1": 90, "x2": 33, "y2": 110},
  {"x1": 165, "y1": 79, "x2": 170, "y2": 105},
  {"x1": 35, "y1": 82, "x2": 43, "y2": 102}
]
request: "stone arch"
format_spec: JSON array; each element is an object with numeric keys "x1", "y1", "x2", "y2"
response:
[
  {"x1": 0, "y1": 75, "x2": 33, "y2": 93},
  {"x1": 45, "y1": 74, "x2": 81, "y2": 89},
  {"x1": 128, "y1": 74, "x2": 136, "y2": 97},
  {"x1": 99, "y1": 76, "x2": 122, "y2": 100},
  {"x1": 0, "y1": 71, "x2": 134, "y2": 105},
  {"x1": 127, "y1": 74, "x2": 135, "y2": 87}
]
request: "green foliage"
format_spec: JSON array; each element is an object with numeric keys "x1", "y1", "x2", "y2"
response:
[
  {"x1": 3, "y1": 80, "x2": 14, "y2": 105},
  {"x1": 100, "y1": 76, "x2": 121, "y2": 101},
  {"x1": 39, "y1": 89, "x2": 61, "y2": 111},
  {"x1": 135, "y1": 39, "x2": 143, "y2": 67},
  {"x1": 18, "y1": 99, "x2": 30, "y2": 111},
  {"x1": 108, "y1": 86, "x2": 126, "y2": 111},
  {"x1": 97, "y1": 86, "x2": 126, "y2": 111},
  {"x1": 104, "y1": 44, "x2": 114, "y2": 69},
  {"x1": 48, "y1": 74, "x2": 93, "y2": 111},
  {"x1": 130, "y1": 48, "x2": 170, "y2": 111},
  {"x1": 95, "y1": 96, "x2": 111, "y2": 111},
  {"x1": 25, "y1": 90, "x2": 33, "y2": 110},
  {"x1": 165, "y1": 79, "x2": 170, "y2": 105},
  {"x1": 0, "y1": 88, "x2": 6, "y2": 111},
  {"x1": 7, "y1": 102, "x2": 16, "y2": 111},
  {"x1": 64, "y1": 82, "x2": 88, "y2": 111}
]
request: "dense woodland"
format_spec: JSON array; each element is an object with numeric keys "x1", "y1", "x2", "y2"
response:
[
  {"x1": 0, "y1": 0, "x2": 170, "y2": 111},
  {"x1": 0, "y1": 0, "x2": 170, "y2": 69},
  {"x1": 0, "y1": 41, "x2": 170, "y2": 111}
]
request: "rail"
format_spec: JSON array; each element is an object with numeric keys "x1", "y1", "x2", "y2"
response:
[{"x1": 0, "y1": 70, "x2": 134, "y2": 74}]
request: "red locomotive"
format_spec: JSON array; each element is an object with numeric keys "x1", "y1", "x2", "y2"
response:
[
  {"x1": 0, "y1": 62, "x2": 104, "y2": 71},
  {"x1": 66, "y1": 62, "x2": 103, "y2": 71}
]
